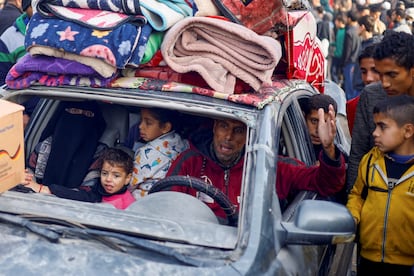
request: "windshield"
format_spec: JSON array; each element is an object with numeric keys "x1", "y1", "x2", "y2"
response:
[{"x1": 0, "y1": 92, "x2": 259, "y2": 253}]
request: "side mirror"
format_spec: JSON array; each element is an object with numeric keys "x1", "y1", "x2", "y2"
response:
[{"x1": 277, "y1": 200, "x2": 355, "y2": 245}]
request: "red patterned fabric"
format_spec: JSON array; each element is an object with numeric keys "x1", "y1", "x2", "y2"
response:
[
  {"x1": 110, "y1": 76, "x2": 293, "y2": 109},
  {"x1": 213, "y1": 0, "x2": 296, "y2": 34}
]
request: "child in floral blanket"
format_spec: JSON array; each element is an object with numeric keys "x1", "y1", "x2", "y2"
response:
[{"x1": 129, "y1": 108, "x2": 189, "y2": 198}]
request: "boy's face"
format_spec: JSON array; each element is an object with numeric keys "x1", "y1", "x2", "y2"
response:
[
  {"x1": 372, "y1": 112, "x2": 410, "y2": 154},
  {"x1": 334, "y1": 19, "x2": 344, "y2": 28},
  {"x1": 360, "y1": 57, "x2": 380, "y2": 85},
  {"x1": 100, "y1": 161, "x2": 131, "y2": 194},
  {"x1": 370, "y1": 11, "x2": 381, "y2": 20},
  {"x1": 305, "y1": 110, "x2": 329, "y2": 145},
  {"x1": 375, "y1": 58, "x2": 414, "y2": 97}
]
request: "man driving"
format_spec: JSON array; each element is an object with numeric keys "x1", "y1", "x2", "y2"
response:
[{"x1": 166, "y1": 105, "x2": 346, "y2": 218}]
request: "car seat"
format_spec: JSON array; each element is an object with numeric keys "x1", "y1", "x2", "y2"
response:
[{"x1": 99, "y1": 103, "x2": 130, "y2": 148}]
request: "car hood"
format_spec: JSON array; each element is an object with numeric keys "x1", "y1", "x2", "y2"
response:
[
  {"x1": 0, "y1": 225, "x2": 239, "y2": 275},
  {"x1": 0, "y1": 191, "x2": 238, "y2": 249}
]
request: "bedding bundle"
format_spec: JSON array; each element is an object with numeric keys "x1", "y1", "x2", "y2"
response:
[{"x1": 7, "y1": 0, "x2": 288, "y2": 95}]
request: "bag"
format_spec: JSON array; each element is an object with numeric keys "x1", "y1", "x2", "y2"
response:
[{"x1": 212, "y1": 0, "x2": 289, "y2": 34}]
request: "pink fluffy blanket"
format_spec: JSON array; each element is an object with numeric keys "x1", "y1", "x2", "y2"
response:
[{"x1": 161, "y1": 17, "x2": 282, "y2": 94}]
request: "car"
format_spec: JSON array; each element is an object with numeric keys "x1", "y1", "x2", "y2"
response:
[{"x1": 0, "y1": 78, "x2": 355, "y2": 275}]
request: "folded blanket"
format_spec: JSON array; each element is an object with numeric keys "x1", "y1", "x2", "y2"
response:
[
  {"x1": 6, "y1": 54, "x2": 116, "y2": 89},
  {"x1": 37, "y1": 0, "x2": 142, "y2": 15},
  {"x1": 29, "y1": 45, "x2": 117, "y2": 78},
  {"x1": 37, "y1": 4, "x2": 147, "y2": 30},
  {"x1": 121, "y1": 66, "x2": 253, "y2": 93},
  {"x1": 140, "y1": 31, "x2": 164, "y2": 64},
  {"x1": 161, "y1": 17, "x2": 282, "y2": 94},
  {"x1": 25, "y1": 13, "x2": 152, "y2": 69},
  {"x1": 121, "y1": 66, "x2": 209, "y2": 87},
  {"x1": 140, "y1": 0, "x2": 192, "y2": 31}
]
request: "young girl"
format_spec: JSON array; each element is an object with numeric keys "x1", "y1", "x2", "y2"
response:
[
  {"x1": 22, "y1": 148, "x2": 136, "y2": 210},
  {"x1": 129, "y1": 107, "x2": 188, "y2": 198}
]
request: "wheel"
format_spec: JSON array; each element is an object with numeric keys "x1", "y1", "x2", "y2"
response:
[{"x1": 149, "y1": 175, "x2": 238, "y2": 226}]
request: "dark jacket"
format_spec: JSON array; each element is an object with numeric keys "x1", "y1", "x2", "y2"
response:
[
  {"x1": 346, "y1": 82, "x2": 387, "y2": 191},
  {"x1": 0, "y1": 4, "x2": 22, "y2": 35},
  {"x1": 167, "y1": 128, "x2": 346, "y2": 218},
  {"x1": 342, "y1": 24, "x2": 361, "y2": 65},
  {"x1": 50, "y1": 181, "x2": 134, "y2": 209},
  {"x1": 0, "y1": 12, "x2": 28, "y2": 85}
]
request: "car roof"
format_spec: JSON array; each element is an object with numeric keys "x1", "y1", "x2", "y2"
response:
[{"x1": 1, "y1": 78, "x2": 312, "y2": 124}]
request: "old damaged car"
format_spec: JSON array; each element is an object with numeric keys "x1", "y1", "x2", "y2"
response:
[{"x1": 0, "y1": 78, "x2": 355, "y2": 275}]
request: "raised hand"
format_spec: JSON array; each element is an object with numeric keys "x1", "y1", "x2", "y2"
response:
[{"x1": 317, "y1": 104, "x2": 337, "y2": 160}]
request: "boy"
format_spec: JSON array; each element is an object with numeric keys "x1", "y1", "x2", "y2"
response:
[
  {"x1": 301, "y1": 94, "x2": 338, "y2": 162},
  {"x1": 347, "y1": 95, "x2": 414, "y2": 275},
  {"x1": 347, "y1": 31, "x2": 414, "y2": 192},
  {"x1": 347, "y1": 44, "x2": 380, "y2": 134},
  {"x1": 23, "y1": 148, "x2": 135, "y2": 210},
  {"x1": 301, "y1": 93, "x2": 348, "y2": 204}
]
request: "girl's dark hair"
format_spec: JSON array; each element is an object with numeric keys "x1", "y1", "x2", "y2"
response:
[
  {"x1": 143, "y1": 108, "x2": 181, "y2": 131},
  {"x1": 99, "y1": 148, "x2": 133, "y2": 174}
]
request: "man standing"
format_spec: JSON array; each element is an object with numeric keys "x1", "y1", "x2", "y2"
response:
[
  {"x1": 353, "y1": 15, "x2": 382, "y2": 95},
  {"x1": 369, "y1": 3, "x2": 386, "y2": 36},
  {"x1": 342, "y1": 11, "x2": 361, "y2": 101},
  {"x1": 0, "y1": 0, "x2": 24, "y2": 35},
  {"x1": 0, "y1": 0, "x2": 32, "y2": 85},
  {"x1": 330, "y1": 12, "x2": 346, "y2": 85},
  {"x1": 346, "y1": 31, "x2": 414, "y2": 192},
  {"x1": 347, "y1": 44, "x2": 381, "y2": 135},
  {"x1": 391, "y1": 8, "x2": 412, "y2": 34}
]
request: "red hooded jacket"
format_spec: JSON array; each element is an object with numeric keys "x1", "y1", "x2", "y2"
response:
[{"x1": 167, "y1": 130, "x2": 346, "y2": 218}]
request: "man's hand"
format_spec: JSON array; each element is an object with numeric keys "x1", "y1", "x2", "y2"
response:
[{"x1": 317, "y1": 104, "x2": 336, "y2": 160}]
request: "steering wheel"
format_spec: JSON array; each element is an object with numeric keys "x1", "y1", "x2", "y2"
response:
[{"x1": 148, "y1": 175, "x2": 238, "y2": 226}]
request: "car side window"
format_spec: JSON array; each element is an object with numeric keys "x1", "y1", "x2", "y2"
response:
[
  {"x1": 280, "y1": 97, "x2": 315, "y2": 166},
  {"x1": 277, "y1": 93, "x2": 317, "y2": 212}
]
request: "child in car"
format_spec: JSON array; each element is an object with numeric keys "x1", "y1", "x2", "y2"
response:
[
  {"x1": 129, "y1": 108, "x2": 189, "y2": 198},
  {"x1": 22, "y1": 147, "x2": 135, "y2": 210},
  {"x1": 300, "y1": 94, "x2": 348, "y2": 204},
  {"x1": 347, "y1": 95, "x2": 414, "y2": 275},
  {"x1": 301, "y1": 94, "x2": 339, "y2": 163}
]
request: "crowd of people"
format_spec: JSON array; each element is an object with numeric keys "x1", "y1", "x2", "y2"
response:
[
  {"x1": 2, "y1": 0, "x2": 414, "y2": 274},
  {"x1": 315, "y1": 0, "x2": 414, "y2": 101},
  {"x1": 314, "y1": 1, "x2": 414, "y2": 272}
]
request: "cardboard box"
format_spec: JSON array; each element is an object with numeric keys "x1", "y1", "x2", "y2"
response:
[{"x1": 0, "y1": 99, "x2": 24, "y2": 192}]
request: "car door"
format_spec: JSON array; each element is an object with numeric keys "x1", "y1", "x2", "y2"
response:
[{"x1": 275, "y1": 88, "x2": 340, "y2": 276}]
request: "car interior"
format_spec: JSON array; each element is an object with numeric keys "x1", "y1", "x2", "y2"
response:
[{"x1": 16, "y1": 91, "x2": 348, "y2": 224}]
